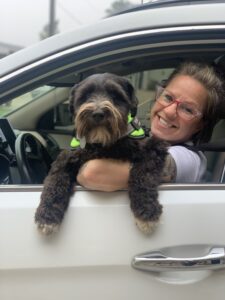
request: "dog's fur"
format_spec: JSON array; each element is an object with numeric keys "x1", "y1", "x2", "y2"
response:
[{"x1": 35, "y1": 73, "x2": 168, "y2": 235}]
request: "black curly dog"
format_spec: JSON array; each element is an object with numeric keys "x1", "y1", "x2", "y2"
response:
[{"x1": 35, "y1": 73, "x2": 168, "y2": 235}]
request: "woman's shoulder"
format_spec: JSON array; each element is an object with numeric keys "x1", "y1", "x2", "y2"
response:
[{"x1": 168, "y1": 144, "x2": 207, "y2": 183}]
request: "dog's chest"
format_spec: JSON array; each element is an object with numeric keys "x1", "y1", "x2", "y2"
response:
[{"x1": 79, "y1": 138, "x2": 147, "y2": 162}]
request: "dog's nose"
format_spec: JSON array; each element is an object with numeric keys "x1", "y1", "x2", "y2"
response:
[{"x1": 92, "y1": 111, "x2": 105, "y2": 123}]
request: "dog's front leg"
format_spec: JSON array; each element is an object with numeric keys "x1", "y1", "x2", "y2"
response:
[
  {"x1": 128, "y1": 162, "x2": 163, "y2": 234},
  {"x1": 35, "y1": 150, "x2": 81, "y2": 235}
]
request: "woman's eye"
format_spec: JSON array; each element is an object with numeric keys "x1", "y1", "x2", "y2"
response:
[
  {"x1": 181, "y1": 105, "x2": 195, "y2": 115},
  {"x1": 163, "y1": 94, "x2": 173, "y2": 103}
]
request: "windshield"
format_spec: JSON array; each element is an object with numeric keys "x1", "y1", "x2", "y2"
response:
[{"x1": 0, "y1": 86, "x2": 55, "y2": 117}]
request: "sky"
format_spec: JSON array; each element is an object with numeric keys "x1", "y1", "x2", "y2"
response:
[{"x1": 0, "y1": 0, "x2": 142, "y2": 48}]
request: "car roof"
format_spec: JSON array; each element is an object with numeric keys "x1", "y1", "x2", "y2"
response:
[
  {"x1": 0, "y1": 1, "x2": 225, "y2": 79},
  {"x1": 116, "y1": 0, "x2": 225, "y2": 15}
]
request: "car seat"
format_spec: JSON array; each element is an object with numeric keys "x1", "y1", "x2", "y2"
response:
[{"x1": 203, "y1": 119, "x2": 225, "y2": 182}]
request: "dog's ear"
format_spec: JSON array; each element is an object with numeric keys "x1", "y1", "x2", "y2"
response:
[
  {"x1": 123, "y1": 78, "x2": 138, "y2": 117},
  {"x1": 129, "y1": 87, "x2": 138, "y2": 117},
  {"x1": 69, "y1": 84, "x2": 78, "y2": 116}
]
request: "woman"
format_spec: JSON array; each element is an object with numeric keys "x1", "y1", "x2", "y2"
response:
[{"x1": 77, "y1": 61, "x2": 225, "y2": 190}]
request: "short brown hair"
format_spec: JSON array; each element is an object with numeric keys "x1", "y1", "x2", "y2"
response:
[{"x1": 166, "y1": 61, "x2": 225, "y2": 144}]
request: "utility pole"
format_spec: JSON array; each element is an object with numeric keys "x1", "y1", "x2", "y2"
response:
[{"x1": 49, "y1": 0, "x2": 56, "y2": 37}]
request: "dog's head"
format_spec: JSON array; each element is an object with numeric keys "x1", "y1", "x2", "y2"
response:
[{"x1": 69, "y1": 73, "x2": 138, "y2": 146}]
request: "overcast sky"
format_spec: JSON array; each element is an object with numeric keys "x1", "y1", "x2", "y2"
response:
[{"x1": 0, "y1": 0, "x2": 141, "y2": 48}]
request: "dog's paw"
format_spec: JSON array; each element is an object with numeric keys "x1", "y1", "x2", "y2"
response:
[
  {"x1": 36, "y1": 223, "x2": 60, "y2": 235},
  {"x1": 135, "y1": 218, "x2": 159, "y2": 234}
]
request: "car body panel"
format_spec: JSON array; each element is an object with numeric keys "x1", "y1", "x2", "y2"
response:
[{"x1": 1, "y1": 185, "x2": 225, "y2": 299}]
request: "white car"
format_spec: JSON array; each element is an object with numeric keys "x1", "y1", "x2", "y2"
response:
[{"x1": 1, "y1": 1, "x2": 225, "y2": 299}]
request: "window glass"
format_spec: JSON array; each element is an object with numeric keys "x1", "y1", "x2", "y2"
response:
[
  {"x1": 0, "y1": 86, "x2": 54, "y2": 117},
  {"x1": 126, "y1": 68, "x2": 174, "y2": 127}
]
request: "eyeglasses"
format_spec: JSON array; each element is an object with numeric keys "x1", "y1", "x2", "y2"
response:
[{"x1": 155, "y1": 85, "x2": 202, "y2": 121}]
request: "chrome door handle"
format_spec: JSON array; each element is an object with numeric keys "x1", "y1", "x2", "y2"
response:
[{"x1": 132, "y1": 246, "x2": 225, "y2": 272}]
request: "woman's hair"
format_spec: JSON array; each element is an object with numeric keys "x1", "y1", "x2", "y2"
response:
[{"x1": 165, "y1": 61, "x2": 225, "y2": 144}]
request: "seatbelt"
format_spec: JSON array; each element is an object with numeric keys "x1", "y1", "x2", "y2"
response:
[
  {"x1": 176, "y1": 139, "x2": 225, "y2": 153},
  {"x1": 193, "y1": 139, "x2": 225, "y2": 152}
]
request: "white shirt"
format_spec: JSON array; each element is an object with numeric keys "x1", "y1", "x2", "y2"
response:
[{"x1": 168, "y1": 146, "x2": 207, "y2": 183}]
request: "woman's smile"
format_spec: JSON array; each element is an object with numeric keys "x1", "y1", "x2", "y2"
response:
[{"x1": 157, "y1": 115, "x2": 178, "y2": 129}]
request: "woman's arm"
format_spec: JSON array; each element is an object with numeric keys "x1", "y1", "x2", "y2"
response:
[
  {"x1": 77, "y1": 153, "x2": 177, "y2": 192},
  {"x1": 161, "y1": 154, "x2": 177, "y2": 183},
  {"x1": 77, "y1": 159, "x2": 130, "y2": 192}
]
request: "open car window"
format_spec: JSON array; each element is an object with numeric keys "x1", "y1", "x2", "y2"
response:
[{"x1": 2, "y1": 64, "x2": 225, "y2": 185}]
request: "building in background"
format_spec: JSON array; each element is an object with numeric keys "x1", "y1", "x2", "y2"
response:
[{"x1": 0, "y1": 41, "x2": 23, "y2": 59}]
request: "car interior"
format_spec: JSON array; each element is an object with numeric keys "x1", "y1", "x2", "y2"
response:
[{"x1": 1, "y1": 51, "x2": 225, "y2": 185}]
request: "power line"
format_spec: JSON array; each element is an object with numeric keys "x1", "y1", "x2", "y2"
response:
[
  {"x1": 57, "y1": 1, "x2": 83, "y2": 25},
  {"x1": 85, "y1": 0, "x2": 101, "y2": 14}
]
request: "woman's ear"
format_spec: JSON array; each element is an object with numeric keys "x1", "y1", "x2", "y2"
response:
[
  {"x1": 192, "y1": 122, "x2": 204, "y2": 139},
  {"x1": 195, "y1": 119, "x2": 205, "y2": 132}
]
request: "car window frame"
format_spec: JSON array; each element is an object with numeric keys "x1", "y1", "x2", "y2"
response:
[
  {"x1": 1, "y1": 25, "x2": 225, "y2": 102},
  {"x1": 1, "y1": 25, "x2": 225, "y2": 187}
]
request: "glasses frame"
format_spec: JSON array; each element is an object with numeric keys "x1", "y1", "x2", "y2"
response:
[{"x1": 155, "y1": 85, "x2": 202, "y2": 121}]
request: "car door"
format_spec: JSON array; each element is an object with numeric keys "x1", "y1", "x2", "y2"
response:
[
  {"x1": 1, "y1": 185, "x2": 225, "y2": 300},
  {"x1": 1, "y1": 3, "x2": 225, "y2": 299}
]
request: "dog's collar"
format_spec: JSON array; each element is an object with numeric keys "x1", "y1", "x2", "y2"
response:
[
  {"x1": 70, "y1": 137, "x2": 81, "y2": 148},
  {"x1": 70, "y1": 113, "x2": 146, "y2": 149},
  {"x1": 127, "y1": 113, "x2": 145, "y2": 139}
]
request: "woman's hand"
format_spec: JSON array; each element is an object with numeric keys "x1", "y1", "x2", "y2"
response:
[{"x1": 77, "y1": 159, "x2": 130, "y2": 192}]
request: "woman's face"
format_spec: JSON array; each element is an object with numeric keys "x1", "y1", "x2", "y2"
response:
[{"x1": 150, "y1": 75, "x2": 208, "y2": 144}]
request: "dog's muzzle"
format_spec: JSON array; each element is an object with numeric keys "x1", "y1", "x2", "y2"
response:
[
  {"x1": 74, "y1": 100, "x2": 128, "y2": 146},
  {"x1": 91, "y1": 109, "x2": 105, "y2": 123}
]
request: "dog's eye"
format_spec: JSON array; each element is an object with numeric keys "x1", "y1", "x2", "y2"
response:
[
  {"x1": 76, "y1": 92, "x2": 94, "y2": 106},
  {"x1": 75, "y1": 84, "x2": 97, "y2": 105}
]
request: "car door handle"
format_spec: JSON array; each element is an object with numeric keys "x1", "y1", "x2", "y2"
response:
[{"x1": 132, "y1": 246, "x2": 225, "y2": 272}]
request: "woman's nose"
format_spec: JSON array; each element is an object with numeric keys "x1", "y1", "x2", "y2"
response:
[{"x1": 163, "y1": 102, "x2": 178, "y2": 119}]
